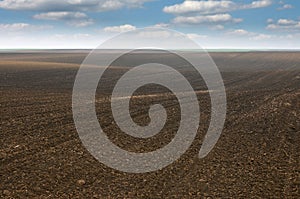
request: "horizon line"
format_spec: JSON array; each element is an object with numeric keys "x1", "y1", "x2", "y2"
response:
[
  {"x1": 0, "y1": 48, "x2": 300, "y2": 51},
  {"x1": 1, "y1": 48, "x2": 300, "y2": 53}
]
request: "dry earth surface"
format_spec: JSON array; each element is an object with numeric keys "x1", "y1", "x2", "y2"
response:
[{"x1": 0, "y1": 51, "x2": 299, "y2": 198}]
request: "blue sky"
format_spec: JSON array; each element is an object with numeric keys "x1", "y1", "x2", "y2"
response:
[{"x1": 0, "y1": 0, "x2": 299, "y2": 49}]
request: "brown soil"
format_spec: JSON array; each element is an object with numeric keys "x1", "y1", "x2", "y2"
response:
[{"x1": 0, "y1": 51, "x2": 299, "y2": 198}]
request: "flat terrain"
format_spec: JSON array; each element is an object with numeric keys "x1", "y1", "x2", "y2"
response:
[{"x1": 0, "y1": 51, "x2": 299, "y2": 198}]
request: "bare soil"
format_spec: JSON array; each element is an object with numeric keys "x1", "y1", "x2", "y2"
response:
[{"x1": 0, "y1": 51, "x2": 299, "y2": 198}]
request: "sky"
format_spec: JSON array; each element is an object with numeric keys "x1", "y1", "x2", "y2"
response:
[{"x1": 0, "y1": 0, "x2": 300, "y2": 49}]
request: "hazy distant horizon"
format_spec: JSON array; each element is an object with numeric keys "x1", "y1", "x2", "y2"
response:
[{"x1": 1, "y1": 48, "x2": 300, "y2": 53}]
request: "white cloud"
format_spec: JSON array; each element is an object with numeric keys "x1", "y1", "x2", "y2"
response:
[
  {"x1": 71, "y1": 20, "x2": 94, "y2": 27},
  {"x1": 277, "y1": 4, "x2": 293, "y2": 10},
  {"x1": 251, "y1": 34, "x2": 272, "y2": 40},
  {"x1": 278, "y1": 19, "x2": 297, "y2": 25},
  {"x1": 186, "y1": 33, "x2": 207, "y2": 39},
  {"x1": 163, "y1": 0, "x2": 234, "y2": 15},
  {"x1": 173, "y1": 14, "x2": 242, "y2": 24},
  {"x1": 0, "y1": 23, "x2": 51, "y2": 32},
  {"x1": 228, "y1": 29, "x2": 253, "y2": 36},
  {"x1": 227, "y1": 29, "x2": 272, "y2": 41},
  {"x1": 152, "y1": 23, "x2": 170, "y2": 28},
  {"x1": 279, "y1": 33, "x2": 300, "y2": 40},
  {"x1": 163, "y1": 0, "x2": 272, "y2": 15},
  {"x1": 34, "y1": 11, "x2": 86, "y2": 20},
  {"x1": 104, "y1": 24, "x2": 136, "y2": 33},
  {"x1": 163, "y1": 1, "x2": 271, "y2": 28},
  {"x1": 0, "y1": 0, "x2": 152, "y2": 12},
  {"x1": 100, "y1": 0, "x2": 123, "y2": 10},
  {"x1": 0, "y1": 23, "x2": 31, "y2": 31},
  {"x1": 241, "y1": 0, "x2": 272, "y2": 9},
  {"x1": 0, "y1": 0, "x2": 153, "y2": 12},
  {"x1": 211, "y1": 25, "x2": 225, "y2": 30},
  {"x1": 137, "y1": 30, "x2": 172, "y2": 38},
  {"x1": 266, "y1": 18, "x2": 300, "y2": 31},
  {"x1": 52, "y1": 33, "x2": 91, "y2": 39},
  {"x1": 72, "y1": 33, "x2": 91, "y2": 39},
  {"x1": 33, "y1": 12, "x2": 94, "y2": 27},
  {"x1": 283, "y1": 4, "x2": 293, "y2": 9}
]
